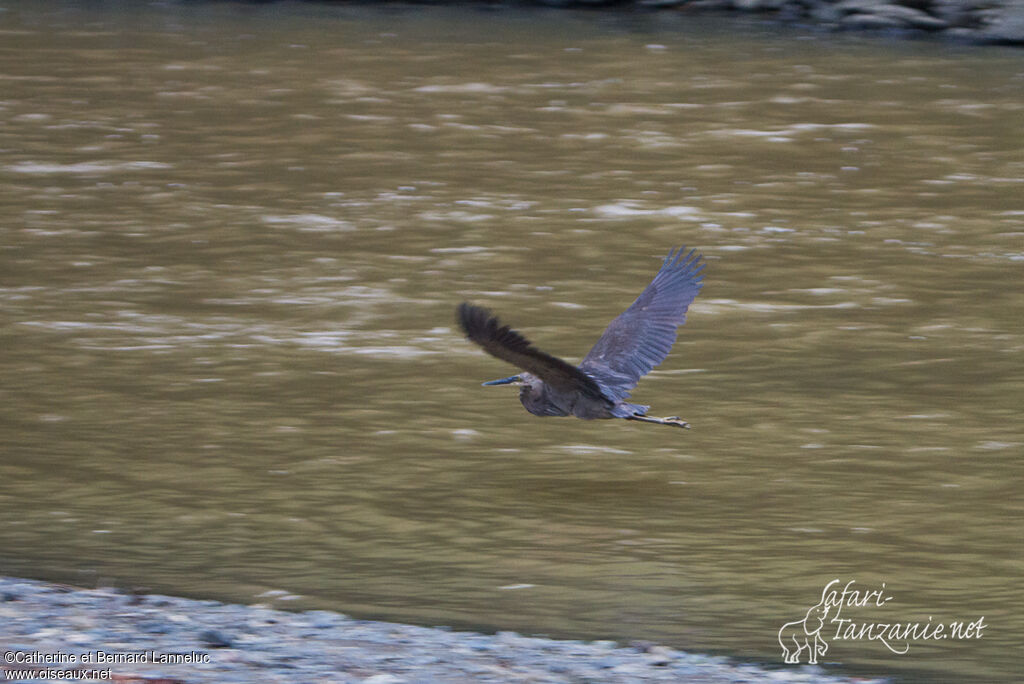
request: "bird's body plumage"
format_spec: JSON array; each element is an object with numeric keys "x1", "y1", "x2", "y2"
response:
[{"x1": 458, "y1": 247, "x2": 704, "y2": 429}]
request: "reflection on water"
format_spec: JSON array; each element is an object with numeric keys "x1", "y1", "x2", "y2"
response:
[{"x1": 1, "y1": 2, "x2": 1022, "y2": 682}]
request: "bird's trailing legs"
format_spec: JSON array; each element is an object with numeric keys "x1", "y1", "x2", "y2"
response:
[{"x1": 626, "y1": 413, "x2": 691, "y2": 429}]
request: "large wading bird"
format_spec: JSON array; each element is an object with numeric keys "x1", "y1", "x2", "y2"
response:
[{"x1": 457, "y1": 247, "x2": 704, "y2": 429}]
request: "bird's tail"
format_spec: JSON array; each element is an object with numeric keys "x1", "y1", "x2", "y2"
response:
[{"x1": 612, "y1": 402, "x2": 650, "y2": 418}]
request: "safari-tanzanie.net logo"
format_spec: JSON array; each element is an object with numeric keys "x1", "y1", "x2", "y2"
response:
[{"x1": 778, "y1": 579, "x2": 986, "y2": 665}]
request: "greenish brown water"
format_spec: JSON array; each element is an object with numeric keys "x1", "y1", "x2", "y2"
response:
[{"x1": 1, "y1": 2, "x2": 1022, "y2": 681}]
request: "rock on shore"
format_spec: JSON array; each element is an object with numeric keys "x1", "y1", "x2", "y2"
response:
[
  {"x1": 0, "y1": 576, "x2": 885, "y2": 683},
  {"x1": 507, "y1": 0, "x2": 1024, "y2": 45}
]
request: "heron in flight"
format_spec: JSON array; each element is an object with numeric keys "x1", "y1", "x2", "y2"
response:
[{"x1": 458, "y1": 247, "x2": 704, "y2": 429}]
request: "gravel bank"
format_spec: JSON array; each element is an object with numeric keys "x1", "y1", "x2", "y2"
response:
[
  {"x1": 484, "y1": 0, "x2": 1024, "y2": 45},
  {"x1": 0, "y1": 577, "x2": 887, "y2": 684}
]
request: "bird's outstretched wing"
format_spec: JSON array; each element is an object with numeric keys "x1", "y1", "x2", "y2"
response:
[
  {"x1": 457, "y1": 302, "x2": 607, "y2": 401},
  {"x1": 579, "y1": 247, "x2": 704, "y2": 402}
]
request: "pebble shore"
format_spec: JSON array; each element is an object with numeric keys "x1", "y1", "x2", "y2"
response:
[
  {"x1": 505, "y1": 0, "x2": 1024, "y2": 45},
  {"x1": 0, "y1": 576, "x2": 887, "y2": 684}
]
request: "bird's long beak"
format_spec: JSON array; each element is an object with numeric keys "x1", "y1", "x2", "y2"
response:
[{"x1": 482, "y1": 374, "x2": 521, "y2": 386}]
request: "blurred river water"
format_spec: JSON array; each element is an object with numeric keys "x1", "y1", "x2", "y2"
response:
[{"x1": 1, "y1": 1, "x2": 1021, "y2": 681}]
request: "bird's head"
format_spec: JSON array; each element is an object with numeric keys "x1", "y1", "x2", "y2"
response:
[{"x1": 482, "y1": 372, "x2": 545, "y2": 411}]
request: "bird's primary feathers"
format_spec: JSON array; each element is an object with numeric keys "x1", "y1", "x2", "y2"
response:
[{"x1": 458, "y1": 247, "x2": 704, "y2": 429}]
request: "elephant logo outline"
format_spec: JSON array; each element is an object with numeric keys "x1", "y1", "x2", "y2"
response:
[{"x1": 778, "y1": 598, "x2": 830, "y2": 664}]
